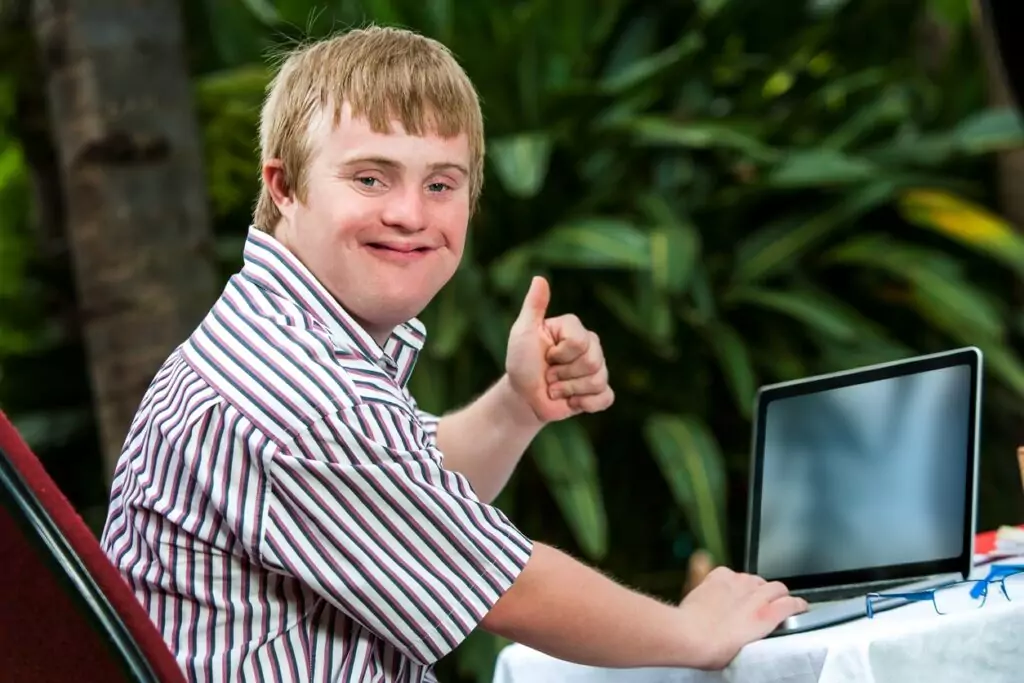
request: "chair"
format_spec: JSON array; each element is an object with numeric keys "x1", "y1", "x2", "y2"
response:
[{"x1": 0, "y1": 409, "x2": 185, "y2": 682}]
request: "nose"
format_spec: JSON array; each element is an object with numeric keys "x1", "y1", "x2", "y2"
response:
[{"x1": 380, "y1": 186, "x2": 427, "y2": 233}]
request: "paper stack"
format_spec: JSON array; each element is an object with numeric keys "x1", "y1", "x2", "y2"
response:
[{"x1": 994, "y1": 525, "x2": 1024, "y2": 556}]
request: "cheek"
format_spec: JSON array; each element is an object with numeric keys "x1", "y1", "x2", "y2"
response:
[
  {"x1": 437, "y1": 204, "x2": 470, "y2": 253},
  {"x1": 316, "y1": 192, "x2": 374, "y2": 240}
]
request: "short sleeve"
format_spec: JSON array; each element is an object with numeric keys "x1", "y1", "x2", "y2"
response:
[{"x1": 261, "y1": 402, "x2": 533, "y2": 665}]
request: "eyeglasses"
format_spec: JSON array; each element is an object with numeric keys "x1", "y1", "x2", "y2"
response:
[{"x1": 865, "y1": 564, "x2": 1024, "y2": 618}]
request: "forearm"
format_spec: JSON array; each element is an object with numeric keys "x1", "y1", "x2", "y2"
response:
[
  {"x1": 435, "y1": 374, "x2": 543, "y2": 503},
  {"x1": 481, "y1": 542, "x2": 707, "y2": 670}
]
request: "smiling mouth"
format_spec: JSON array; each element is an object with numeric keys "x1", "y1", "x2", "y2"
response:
[{"x1": 367, "y1": 244, "x2": 433, "y2": 253}]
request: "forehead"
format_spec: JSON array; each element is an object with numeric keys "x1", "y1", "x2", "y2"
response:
[{"x1": 308, "y1": 103, "x2": 470, "y2": 168}]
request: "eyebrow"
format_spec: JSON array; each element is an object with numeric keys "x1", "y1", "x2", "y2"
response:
[{"x1": 338, "y1": 156, "x2": 469, "y2": 177}]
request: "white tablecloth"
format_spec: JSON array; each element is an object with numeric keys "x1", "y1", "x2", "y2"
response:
[{"x1": 492, "y1": 559, "x2": 1024, "y2": 683}]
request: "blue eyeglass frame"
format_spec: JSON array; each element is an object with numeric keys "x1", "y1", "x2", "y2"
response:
[{"x1": 865, "y1": 564, "x2": 1024, "y2": 618}]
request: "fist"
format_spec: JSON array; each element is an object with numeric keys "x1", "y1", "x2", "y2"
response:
[{"x1": 505, "y1": 276, "x2": 615, "y2": 423}]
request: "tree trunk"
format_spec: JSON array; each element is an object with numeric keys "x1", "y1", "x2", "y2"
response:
[
  {"x1": 974, "y1": 0, "x2": 1024, "y2": 229},
  {"x1": 29, "y1": 0, "x2": 218, "y2": 480}
]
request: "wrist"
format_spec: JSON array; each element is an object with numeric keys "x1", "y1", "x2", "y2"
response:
[
  {"x1": 496, "y1": 374, "x2": 546, "y2": 431},
  {"x1": 671, "y1": 608, "x2": 729, "y2": 671}
]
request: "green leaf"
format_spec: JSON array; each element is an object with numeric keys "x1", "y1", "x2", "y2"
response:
[
  {"x1": 426, "y1": 284, "x2": 468, "y2": 359},
  {"x1": 489, "y1": 248, "x2": 532, "y2": 294},
  {"x1": 911, "y1": 274, "x2": 1004, "y2": 342},
  {"x1": 599, "y1": 32, "x2": 703, "y2": 94},
  {"x1": 766, "y1": 149, "x2": 878, "y2": 188},
  {"x1": 531, "y1": 421, "x2": 608, "y2": 560},
  {"x1": 595, "y1": 283, "x2": 671, "y2": 354},
  {"x1": 951, "y1": 108, "x2": 1024, "y2": 154},
  {"x1": 898, "y1": 188, "x2": 1024, "y2": 277},
  {"x1": 634, "y1": 273, "x2": 676, "y2": 349},
  {"x1": 196, "y1": 66, "x2": 272, "y2": 100},
  {"x1": 927, "y1": 0, "x2": 972, "y2": 28},
  {"x1": 640, "y1": 194, "x2": 701, "y2": 295},
  {"x1": 615, "y1": 117, "x2": 778, "y2": 163},
  {"x1": 531, "y1": 218, "x2": 652, "y2": 270},
  {"x1": 0, "y1": 145, "x2": 22, "y2": 189},
  {"x1": 911, "y1": 297, "x2": 1024, "y2": 401},
  {"x1": 809, "y1": 0, "x2": 853, "y2": 17},
  {"x1": 600, "y1": 13, "x2": 657, "y2": 84},
  {"x1": 455, "y1": 630, "x2": 510, "y2": 683},
  {"x1": 643, "y1": 414, "x2": 728, "y2": 564},
  {"x1": 474, "y1": 303, "x2": 513, "y2": 369},
  {"x1": 696, "y1": 0, "x2": 731, "y2": 18},
  {"x1": 687, "y1": 262, "x2": 717, "y2": 322},
  {"x1": 829, "y1": 235, "x2": 1005, "y2": 341},
  {"x1": 732, "y1": 180, "x2": 896, "y2": 284},
  {"x1": 595, "y1": 285, "x2": 647, "y2": 336},
  {"x1": 730, "y1": 287, "x2": 858, "y2": 340},
  {"x1": 822, "y1": 89, "x2": 910, "y2": 150},
  {"x1": 489, "y1": 132, "x2": 553, "y2": 199},
  {"x1": 649, "y1": 225, "x2": 699, "y2": 295},
  {"x1": 199, "y1": 0, "x2": 271, "y2": 66},
  {"x1": 704, "y1": 324, "x2": 755, "y2": 419},
  {"x1": 866, "y1": 108, "x2": 1024, "y2": 167},
  {"x1": 238, "y1": 0, "x2": 280, "y2": 25},
  {"x1": 425, "y1": 0, "x2": 455, "y2": 43},
  {"x1": 406, "y1": 356, "x2": 449, "y2": 417},
  {"x1": 361, "y1": 0, "x2": 403, "y2": 26}
]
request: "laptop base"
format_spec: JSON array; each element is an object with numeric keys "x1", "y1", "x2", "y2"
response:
[{"x1": 767, "y1": 573, "x2": 960, "y2": 637}]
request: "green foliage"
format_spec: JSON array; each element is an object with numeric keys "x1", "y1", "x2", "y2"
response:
[
  {"x1": 2, "y1": 0, "x2": 1022, "y2": 681},
  {"x1": 643, "y1": 414, "x2": 728, "y2": 564},
  {"x1": 185, "y1": 0, "x2": 1024, "y2": 679}
]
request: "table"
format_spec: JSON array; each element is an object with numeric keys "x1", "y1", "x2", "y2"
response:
[{"x1": 492, "y1": 558, "x2": 1024, "y2": 683}]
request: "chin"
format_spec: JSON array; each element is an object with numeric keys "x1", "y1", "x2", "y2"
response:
[{"x1": 356, "y1": 298, "x2": 432, "y2": 331}]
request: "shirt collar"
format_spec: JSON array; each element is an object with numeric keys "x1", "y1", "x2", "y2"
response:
[{"x1": 238, "y1": 227, "x2": 427, "y2": 375}]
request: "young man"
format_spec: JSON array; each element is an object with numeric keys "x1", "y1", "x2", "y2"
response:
[{"x1": 100, "y1": 25, "x2": 806, "y2": 683}]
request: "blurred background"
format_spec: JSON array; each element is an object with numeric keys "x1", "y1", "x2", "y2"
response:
[{"x1": 3, "y1": 0, "x2": 1024, "y2": 680}]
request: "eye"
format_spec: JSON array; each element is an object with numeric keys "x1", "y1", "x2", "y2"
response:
[
  {"x1": 427, "y1": 182, "x2": 451, "y2": 193},
  {"x1": 356, "y1": 176, "x2": 380, "y2": 188}
]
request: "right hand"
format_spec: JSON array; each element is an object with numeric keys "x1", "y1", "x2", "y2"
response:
[{"x1": 676, "y1": 566, "x2": 808, "y2": 670}]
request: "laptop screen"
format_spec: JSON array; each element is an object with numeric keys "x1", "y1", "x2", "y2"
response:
[{"x1": 748, "y1": 349, "x2": 979, "y2": 586}]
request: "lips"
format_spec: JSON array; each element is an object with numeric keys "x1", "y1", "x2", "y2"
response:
[
  {"x1": 364, "y1": 242, "x2": 436, "y2": 263},
  {"x1": 366, "y1": 242, "x2": 433, "y2": 253}
]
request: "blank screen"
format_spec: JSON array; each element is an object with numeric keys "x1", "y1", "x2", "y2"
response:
[{"x1": 755, "y1": 365, "x2": 972, "y2": 579}]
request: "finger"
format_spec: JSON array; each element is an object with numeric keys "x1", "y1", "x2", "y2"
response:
[
  {"x1": 547, "y1": 333, "x2": 603, "y2": 381},
  {"x1": 705, "y1": 566, "x2": 737, "y2": 584},
  {"x1": 756, "y1": 596, "x2": 809, "y2": 626},
  {"x1": 736, "y1": 573, "x2": 768, "y2": 594},
  {"x1": 566, "y1": 388, "x2": 615, "y2": 413},
  {"x1": 549, "y1": 365, "x2": 608, "y2": 399},
  {"x1": 515, "y1": 276, "x2": 550, "y2": 326},
  {"x1": 749, "y1": 580, "x2": 790, "y2": 603},
  {"x1": 545, "y1": 315, "x2": 589, "y2": 363},
  {"x1": 722, "y1": 572, "x2": 765, "y2": 599}
]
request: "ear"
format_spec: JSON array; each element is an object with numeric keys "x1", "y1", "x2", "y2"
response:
[{"x1": 262, "y1": 159, "x2": 295, "y2": 213}]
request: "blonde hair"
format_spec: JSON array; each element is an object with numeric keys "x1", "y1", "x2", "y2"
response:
[{"x1": 253, "y1": 25, "x2": 485, "y2": 232}]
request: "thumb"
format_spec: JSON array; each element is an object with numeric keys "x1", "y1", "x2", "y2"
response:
[{"x1": 516, "y1": 276, "x2": 550, "y2": 326}]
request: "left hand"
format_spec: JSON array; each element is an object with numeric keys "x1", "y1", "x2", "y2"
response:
[{"x1": 505, "y1": 276, "x2": 615, "y2": 423}]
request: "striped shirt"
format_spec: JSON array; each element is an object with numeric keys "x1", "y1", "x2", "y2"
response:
[{"x1": 100, "y1": 227, "x2": 533, "y2": 683}]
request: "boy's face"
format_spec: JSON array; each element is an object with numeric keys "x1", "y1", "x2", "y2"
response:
[{"x1": 270, "y1": 103, "x2": 472, "y2": 343}]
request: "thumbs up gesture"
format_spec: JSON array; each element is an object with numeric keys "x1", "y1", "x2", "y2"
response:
[{"x1": 505, "y1": 276, "x2": 615, "y2": 423}]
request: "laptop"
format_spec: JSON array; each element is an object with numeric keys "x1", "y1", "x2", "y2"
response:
[{"x1": 743, "y1": 347, "x2": 983, "y2": 636}]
